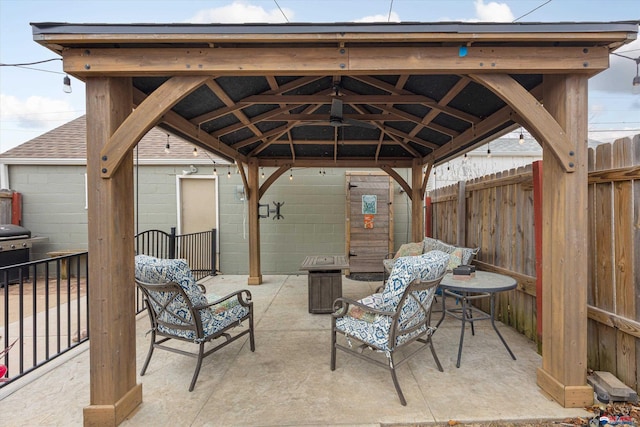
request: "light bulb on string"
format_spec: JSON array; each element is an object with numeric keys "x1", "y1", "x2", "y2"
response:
[
  {"x1": 63, "y1": 75, "x2": 72, "y2": 93},
  {"x1": 261, "y1": 167, "x2": 265, "y2": 179},
  {"x1": 519, "y1": 130, "x2": 524, "y2": 144},
  {"x1": 164, "y1": 134, "x2": 170, "y2": 154},
  {"x1": 227, "y1": 165, "x2": 231, "y2": 179},
  {"x1": 193, "y1": 147, "x2": 198, "y2": 157}
]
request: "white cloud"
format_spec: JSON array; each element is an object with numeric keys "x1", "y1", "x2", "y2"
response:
[
  {"x1": 0, "y1": 94, "x2": 76, "y2": 129},
  {"x1": 473, "y1": 0, "x2": 514, "y2": 22},
  {"x1": 353, "y1": 11, "x2": 401, "y2": 23},
  {"x1": 188, "y1": 0, "x2": 293, "y2": 24}
]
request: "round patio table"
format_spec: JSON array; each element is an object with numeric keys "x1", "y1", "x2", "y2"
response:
[{"x1": 435, "y1": 270, "x2": 517, "y2": 368}]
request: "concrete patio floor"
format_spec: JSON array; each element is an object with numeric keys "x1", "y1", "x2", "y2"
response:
[{"x1": 0, "y1": 273, "x2": 592, "y2": 426}]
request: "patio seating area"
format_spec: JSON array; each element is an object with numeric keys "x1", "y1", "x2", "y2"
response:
[{"x1": 0, "y1": 273, "x2": 592, "y2": 426}]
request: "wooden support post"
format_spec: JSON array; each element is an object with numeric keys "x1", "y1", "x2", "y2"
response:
[
  {"x1": 247, "y1": 158, "x2": 262, "y2": 285},
  {"x1": 536, "y1": 74, "x2": 593, "y2": 408},
  {"x1": 411, "y1": 159, "x2": 424, "y2": 242},
  {"x1": 83, "y1": 77, "x2": 142, "y2": 426}
]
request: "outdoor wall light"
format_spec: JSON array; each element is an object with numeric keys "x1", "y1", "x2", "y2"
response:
[{"x1": 63, "y1": 75, "x2": 72, "y2": 93}]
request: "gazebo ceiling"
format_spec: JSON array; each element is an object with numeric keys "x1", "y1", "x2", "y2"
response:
[{"x1": 32, "y1": 21, "x2": 638, "y2": 168}]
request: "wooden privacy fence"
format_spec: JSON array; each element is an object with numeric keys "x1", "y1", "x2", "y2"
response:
[{"x1": 429, "y1": 135, "x2": 640, "y2": 392}]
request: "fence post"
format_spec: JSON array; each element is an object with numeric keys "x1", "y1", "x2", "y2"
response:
[
  {"x1": 211, "y1": 228, "x2": 217, "y2": 276},
  {"x1": 456, "y1": 180, "x2": 466, "y2": 246},
  {"x1": 169, "y1": 227, "x2": 176, "y2": 259},
  {"x1": 425, "y1": 196, "x2": 432, "y2": 237},
  {"x1": 532, "y1": 160, "x2": 543, "y2": 352}
]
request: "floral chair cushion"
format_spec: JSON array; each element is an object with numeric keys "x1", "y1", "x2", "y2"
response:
[
  {"x1": 335, "y1": 251, "x2": 449, "y2": 351},
  {"x1": 134, "y1": 255, "x2": 249, "y2": 341}
]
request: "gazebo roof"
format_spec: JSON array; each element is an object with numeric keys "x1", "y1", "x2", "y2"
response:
[{"x1": 31, "y1": 21, "x2": 638, "y2": 170}]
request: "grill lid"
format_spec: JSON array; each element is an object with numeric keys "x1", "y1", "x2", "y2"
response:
[{"x1": 0, "y1": 224, "x2": 31, "y2": 240}]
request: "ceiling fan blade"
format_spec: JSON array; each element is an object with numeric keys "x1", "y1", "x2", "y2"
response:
[
  {"x1": 343, "y1": 117, "x2": 377, "y2": 129},
  {"x1": 330, "y1": 98, "x2": 343, "y2": 119}
]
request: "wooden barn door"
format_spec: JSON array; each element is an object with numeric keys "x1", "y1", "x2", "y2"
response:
[{"x1": 345, "y1": 172, "x2": 393, "y2": 274}]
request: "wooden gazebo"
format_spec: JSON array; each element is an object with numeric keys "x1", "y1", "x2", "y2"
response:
[{"x1": 31, "y1": 21, "x2": 638, "y2": 425}]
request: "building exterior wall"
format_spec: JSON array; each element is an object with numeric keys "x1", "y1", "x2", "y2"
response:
[
  {"x1": 8, "y1": 164, "x2": 88, "y2": 259},
  {"x1": 6, "y1": 163, "x2": 415, "y2": 274}
]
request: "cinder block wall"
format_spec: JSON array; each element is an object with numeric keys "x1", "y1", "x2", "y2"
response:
[
  {"x1": 8, "y1": 164, "x2": 414, "y2": 274},
  {"x1": 8, "y1": 164, "x2": 88, "y2": 260}
]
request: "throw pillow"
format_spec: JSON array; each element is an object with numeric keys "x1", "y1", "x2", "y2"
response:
[
  {"x1": 393, "y1": 242, "x2": 423, "y2": 259},
  {"x1": 447, "y1": 247, "x2": 464, "y2": 270}
]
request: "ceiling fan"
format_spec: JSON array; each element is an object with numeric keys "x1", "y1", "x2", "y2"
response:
[{"x1": 328, "y1": 98, "x2": 377, "y2": 129}]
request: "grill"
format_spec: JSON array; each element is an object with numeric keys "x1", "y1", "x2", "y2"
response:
[{"x1": 0, "y1": 224, "x2": 36, "y2": 285}]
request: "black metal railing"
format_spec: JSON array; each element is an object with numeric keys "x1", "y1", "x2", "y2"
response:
[
  {"x1": 0, "y1": 252, "x2": 89, "y2": 388},
  {"x1": 0, "y1": 228, "x2": 216, "y2": 386},
  {"x1": 134, "y1": 227, "x2": 217, "y2": 312}
]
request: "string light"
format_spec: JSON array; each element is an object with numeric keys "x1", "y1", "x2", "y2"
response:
[
  {"x1": 63, "y1": 75, "x2": 72, "y2": 93},
  {"x1": 519, "y1": 129, "x2": 525, "y2": 144},
  {"x1": 164, "y1": 134, "x2": 170, "y2": 154},
  {"x1": 227, "y1": 165, "x2": 231, "y2": 178},
  {"x1": 261, "y1": 167, "x2": 265, "y2": 179},
  {"x1": 487, "y1": 143, "x2": 491, "y2": 158},
  {"x1": 289, "y1": 169, "x2": 293, "y2": 180},
  {"x1": 193, "y1": 147, "x2": 198, "y2": 157}
]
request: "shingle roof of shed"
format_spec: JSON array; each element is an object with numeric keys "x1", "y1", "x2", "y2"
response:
[{"x1": 0, "y1": 115, "x2": 220, "y2": 161}]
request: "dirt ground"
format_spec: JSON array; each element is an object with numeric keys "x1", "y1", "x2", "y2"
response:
[
  {"x1": 0, "y1": 277, "x2": 87, "y2": 323},
  {"x1": 387, "y1": 402, "x2": 640, "y2": 426}
]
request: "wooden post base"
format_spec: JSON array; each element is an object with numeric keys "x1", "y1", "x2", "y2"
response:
[
  {"x1": 537, "y1": 367, "x2": 593, "y2": 408},
  {"x1": 248, "y1": 275, "x2": 263, "y2": 285},
  {"x1": 83, "y1": 383, "x2": 142, "y2": 426}
]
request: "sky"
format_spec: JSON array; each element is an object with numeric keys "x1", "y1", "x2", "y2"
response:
[{"x1": 0, "y1": 0, "x2": 638, "y2": 153}]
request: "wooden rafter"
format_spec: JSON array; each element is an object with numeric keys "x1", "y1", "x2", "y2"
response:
[
  {"x1": 471, "y1": 74, "x2": 576, "y2": 172},
  {"x1": 379, "y1": 165, "x2": 412, "y2": 200},
  {"x1": 100, "y1": 75, "x2": 209, "y2": 178},
  {"x1": 352, "y1": 75, "x2": 479, "y2": 124}
]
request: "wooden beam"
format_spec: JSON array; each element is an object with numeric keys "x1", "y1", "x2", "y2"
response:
[
  {"x1": 352, "y1": 75, "x2": 479, "y2": 124},
  {"x1": 259, "y1": 165, "x2": 290, "y2": 199},
  {"x1": 241, "y1": 95, "x2": 439, "y2": 105},
  {"x1": 470, "y1": 74, "x2": 576, "y2": 172},
  {"x1": 379, "y1": 165, "x2": 411, "y2": 199},
  {"x1": 83, "y1": 77, "x2": 142, "y2": 425},
  {"x1": 43, "y1": 30, "x2": 635, "y2": 46},
  {"x1": 63, "y1": 46, "x2": 610, "y2": 76},
  {"x1": 421, "y1": 163, "x2": 432, "y2": 198},
  {"x1": 236, "y1": 160, "x2": 250, "y2": 200},
  {"x1": 132, "y1": 89, "x2": 246, "y2": 163},
  {"x1": 258, "y1": 158, "x2": 415, "y2": 168},
  {"x1": 100, "y1": 76, "x2": 208, "y2": 178},
  {"x1": 205, "y1": 79, "x2": 265, "y2": 139}
]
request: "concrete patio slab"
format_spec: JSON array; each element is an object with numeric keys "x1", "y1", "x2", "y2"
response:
[{"x1": 0, "y1": 274, "x2": 592, "y2": 426}]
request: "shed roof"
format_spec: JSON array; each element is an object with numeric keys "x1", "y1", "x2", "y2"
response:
[{"x1": 0, "y1": 115, "x2": 224, "y2": 164}]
